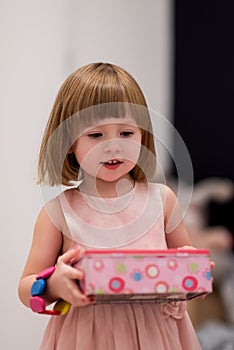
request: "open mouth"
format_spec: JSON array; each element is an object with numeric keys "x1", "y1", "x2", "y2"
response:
[{"x1": 101, "y1": 159, "x2": 123, "y2": 170}]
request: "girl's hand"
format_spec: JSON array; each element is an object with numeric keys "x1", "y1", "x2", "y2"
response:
[
  {"x1": 177, "y1": 245, "x2": 215, "y2": 300},
  {"x1": 177, "y1": 245, "x2": 196, "y2": 250},
  {"x1": 177, "y1": 245, "x2": 215, "y2": 269},
  {"x1": 46, "y1": 247, "x2": 94, "y2": 307}
]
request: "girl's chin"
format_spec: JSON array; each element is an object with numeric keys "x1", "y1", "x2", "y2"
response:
[
  {"x1": 83, "y1": 172, "x2": 124, "y2": 184},
  {"x1": 96, "y1": 176, "x2": 125, "y2": 183}
]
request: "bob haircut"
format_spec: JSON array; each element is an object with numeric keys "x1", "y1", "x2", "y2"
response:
[{"x1": 38, "y1": 62, "x2": 156, "y2": 186}]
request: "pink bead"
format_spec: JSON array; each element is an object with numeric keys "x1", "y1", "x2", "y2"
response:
[
  {"x1": 30, "y1": 296, "x2": 46, "y2": 313},
  {"x1": 36, "y1": 266, "x2": 56, "y2": 280}
]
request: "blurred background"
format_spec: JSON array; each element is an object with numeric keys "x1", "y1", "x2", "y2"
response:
[{"x1": 1, "y1": 1, "x2": 234, "y2": 349}]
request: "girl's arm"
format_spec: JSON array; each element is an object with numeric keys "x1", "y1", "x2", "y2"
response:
[
  {"x1": 162, "y1": 185, "x2": 193, "y2": 248},
  {"x1": 163, "y1": 185, "x2": 216, "y2": 292},
  {"x1": 18, "y1": 207, "x2": 91, "y2": 308}
]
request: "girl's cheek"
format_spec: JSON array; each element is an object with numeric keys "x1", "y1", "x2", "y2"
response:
[{"x1": 125, "y1": 141, "x2": 141, "y2": 161}]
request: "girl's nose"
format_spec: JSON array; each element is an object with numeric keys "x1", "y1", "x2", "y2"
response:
[{"x1": 103, "y1": 139, "x2": 122, "y2": 154}]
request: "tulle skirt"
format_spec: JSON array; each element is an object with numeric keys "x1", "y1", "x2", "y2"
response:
[{"x1": 39, "y1": 302, "x2": 201, "y2": 350}]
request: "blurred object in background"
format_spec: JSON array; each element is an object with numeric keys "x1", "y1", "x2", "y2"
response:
[
  {"x1": 173, "y1": 1, "x2": 234, "y2": 346},
  {"x1": 197, "y1": 322, "x2": 234, "y2": 350},
  {"x1": 184, "y1": 178, "x2": 234, "y2": 252}
]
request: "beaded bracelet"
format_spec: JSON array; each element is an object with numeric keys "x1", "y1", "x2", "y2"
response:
[{"x1": 29, "y1": 266, "x2": 71, "y2": 316}]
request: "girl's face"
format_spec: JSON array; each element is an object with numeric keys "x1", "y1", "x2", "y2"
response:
[{"x1": 73, "y1": 117, "x2": 142, "y2": 184}]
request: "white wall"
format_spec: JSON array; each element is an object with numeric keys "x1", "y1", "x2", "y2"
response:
[{"x1": 0, "y1": 1, "x2": 173, "y2": 348}]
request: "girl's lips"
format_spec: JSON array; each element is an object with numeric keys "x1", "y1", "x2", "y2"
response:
[{"x1": 101, "y1": 159, "x2": 123, "y2": 170}]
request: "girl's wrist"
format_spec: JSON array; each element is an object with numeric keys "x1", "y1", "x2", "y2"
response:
[
  {"x1": 44, "y1": 271, "x2": 61, "y2": 304},
  {"x1": 30, "y1": 267, "x2": 59, "y2": 307},
  {"x1": 30, "y1": 267, "x2": 71, "y2": 316},
  {"x1": 30, "y1": 266, "x2": 60, "y2": 315}
]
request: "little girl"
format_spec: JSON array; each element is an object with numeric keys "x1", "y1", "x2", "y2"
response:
[{"x1": 18, "y1": 62, "x2": 202, "y2": 349}]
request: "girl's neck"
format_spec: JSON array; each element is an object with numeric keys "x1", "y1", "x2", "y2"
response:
[{"x1": 78, "y1": 174, "x2": 135, "y2": 198}]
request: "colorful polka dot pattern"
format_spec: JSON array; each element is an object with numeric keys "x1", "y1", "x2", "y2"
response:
[{"x1": 80, "y1": 254, "x2": 212, "y2": 296}]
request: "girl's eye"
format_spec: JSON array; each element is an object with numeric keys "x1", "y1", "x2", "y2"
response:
[
  {"x1": 120, "y1": 131, "x2": 134, "y2": 137},
  {"x1": 88, "y1": 132, "x2": 103, "y2": 138}
]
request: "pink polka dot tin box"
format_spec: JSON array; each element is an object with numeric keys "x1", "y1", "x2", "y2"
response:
[{"x1": 77, "y1": 249, "x2": 213, "y2": 303}]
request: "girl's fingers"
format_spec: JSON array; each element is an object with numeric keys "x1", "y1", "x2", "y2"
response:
[
  {"x1": 70, "y1": 242, "x2": 86, "y2": 260},
  {"x1": 66, "y1": 266, "x2": 84, "y2": 280},
  {"x1": 178, "y1": 245, "x2": 196, "y2": 250},
  {"x1": 56, "y1": 248, "x2": 85, "y2": 280},
  {"x1": 210, "y1": 261, "x2": 215, "y2": 269},
  {"x1": 67, "y1": 280, "x2": 95, "y2": 306},
  {"x1": 52, "y1": 246, "x2": 89, "y2": 305},
  {"x1": 59, "y1": 247, "x2": 84, "y2": 265}
]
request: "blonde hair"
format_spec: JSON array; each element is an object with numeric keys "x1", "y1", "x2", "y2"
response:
[{"x1": 38, "y1": 62, "x2": 156, "y2": 186}]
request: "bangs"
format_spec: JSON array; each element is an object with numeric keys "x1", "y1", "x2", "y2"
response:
[
  {"x1": 78, "y1": 103, "x2": 128, "y2": 130},
  {"x1": 73, "y1": 103, "x2": 152, "y2": 136}
]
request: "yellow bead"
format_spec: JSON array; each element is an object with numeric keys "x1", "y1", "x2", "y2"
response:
[{"x1": 53, "y1": 300, "x2": 71, "y2": 315}]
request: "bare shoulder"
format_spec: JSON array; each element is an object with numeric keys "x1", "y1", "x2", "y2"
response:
[
  {"x1": 40, "y1": 191, "x2": 74, "y2": 249},
  {"x1": 33, "y1": 204, "x2": 63, "y2": 251},
  {"x1": 151, "y1": 183, "x2": 177, "y2": 206},
  {"x1": 154, "y1": 184, "x2": 192, "y2": 247},
  {"x1": 154, "y1": 183, "x2": 181, "y2": 230},
  {"x1": 35, "y1": 204, "x2": 61, "y2": 231}
]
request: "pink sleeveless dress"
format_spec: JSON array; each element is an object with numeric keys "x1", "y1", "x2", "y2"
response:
[{"x1": 39, "y1": 182, "x2": 202, "y2": 349}]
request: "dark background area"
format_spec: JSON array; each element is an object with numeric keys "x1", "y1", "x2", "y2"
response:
[
  {"x1": 173, "y1": 1, "x2": 234, "y2": 235},
  {"x1": 173, "y1": 1, "x2": 234, "y2": 183}
]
